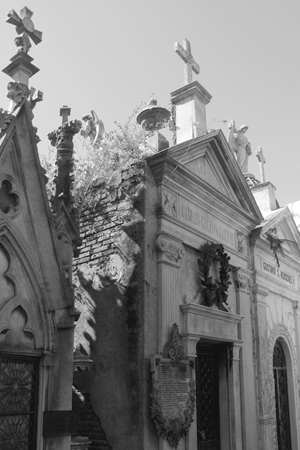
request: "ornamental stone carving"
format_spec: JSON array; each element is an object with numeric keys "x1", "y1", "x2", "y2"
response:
[
  {"x1": 161, "y1": 189, "x2": 178, "y2": 218},
  {"x1": 0, "y1": 109, "x2": 14, "y2": 133},
  {"x1": 234, "y1": 272, "x2": 252, "y2": 293},
  {"x1": 7, "y1": 82, "x2": 30, "y2": 113},
  {"x1": 237, "y1": 232, "x2": 247, "y2": 254},
  {"x1": 156, "y1": 234, "x2": 185, "y2": 267}
]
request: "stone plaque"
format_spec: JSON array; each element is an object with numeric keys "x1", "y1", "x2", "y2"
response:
[
  {"x1": 150, "y1": 324, "x2": 196, "y2": 448},
  {"x1": 155, "y1": 359, "x2": 191, "y2": 418}
]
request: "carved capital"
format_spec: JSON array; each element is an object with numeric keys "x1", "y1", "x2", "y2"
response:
[
  {"x1": 156, "y1": 234, "x2": 185, "y2": 267},
  {"x1": 229, "y1": 342, "x2": 242, "y2": 361},
  {"x1": 181, "y1": 335, "x2": 199, "y2": 358},
  {"x1": 252, "y1": 283, "x2": 269, "y2": 305},
  {"x1": 234, "y1": 270, "x2": 253, "y2": 293}
]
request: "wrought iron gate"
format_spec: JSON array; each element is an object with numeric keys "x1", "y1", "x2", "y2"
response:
[
  {"x1": 196, "y1": 346, "x2": 220, "y2": 450},
  {"x1": 273, "y1": 341, "x2": 292, "y2": 450},
  {"x1": 0, "y1": 355, "x2": 39, "y2": 450}
]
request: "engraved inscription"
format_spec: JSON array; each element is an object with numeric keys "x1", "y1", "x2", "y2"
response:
[
  {"x1": 262, "y1": 261, "x2": 294, "y2": 285},
  {"x1": 156, "y1": 363, "x2": 190, "y2": 418},
  {"x1": 179, "y1": 199, "x2": 235, "y2": 247}
]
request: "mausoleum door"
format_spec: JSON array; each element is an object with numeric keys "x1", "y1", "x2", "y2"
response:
[
  {"x1": 273, "y1": 341, "x2": 292, "y2": 450},
  {"x1": 196, "y1": 344, "x2": 224, "y2": 450},
  {"x1": 0, "y1": 354, "x2": 39, "y2": 450}
]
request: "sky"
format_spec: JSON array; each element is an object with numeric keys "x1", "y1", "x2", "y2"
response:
[{"x1": 0, "y1": 0, "x2": 299, "y2": 206}]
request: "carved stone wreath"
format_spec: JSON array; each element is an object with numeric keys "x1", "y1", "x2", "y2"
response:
[{"x1": 198, "y1": 242, "x2": 231, "y2": 311}]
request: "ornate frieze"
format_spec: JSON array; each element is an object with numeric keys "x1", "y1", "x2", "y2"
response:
[{"x1": 156, "y1": 234, "x2": 185, "y2": 267}]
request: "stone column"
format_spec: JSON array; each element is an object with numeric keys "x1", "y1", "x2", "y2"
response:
[
  {"x1": 228, "y1": 343, "x2": 243, "y2": 450},
  {"x1": 252, "y1": 284, "x2": 274, "y2": 450},
  {"x1": 156, "y1": 233, "x2": 185, "y2": 350}
]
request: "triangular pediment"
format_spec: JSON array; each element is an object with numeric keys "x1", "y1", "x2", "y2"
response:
[
  {"x1": 258, "y1": 207, "x2": 300, "y2": 259},
  {"x1": 183, "y1": 147, "x2": 240, "y2": 203},
  {"x1": 149, "y1": 130, "x2": 263, "y2": 223}
]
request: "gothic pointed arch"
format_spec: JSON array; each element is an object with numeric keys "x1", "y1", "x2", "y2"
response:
[
  {"x1": 0, "y1": 219, "x2": 54, "y2": 349},
  {"x1": 0, "y1": 300, "x2": 42, "y2": 349}
]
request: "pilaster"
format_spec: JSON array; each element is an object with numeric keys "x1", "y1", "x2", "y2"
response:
[
  {"x1": 156, "y1": 233, "x2": 185, "y2": 349},
  {"x1": 228, "y1": 343, "x2": 243, "y2": 450},
  {"x1": 252, "y1": 284, "x2": 273, "y2": 449}
]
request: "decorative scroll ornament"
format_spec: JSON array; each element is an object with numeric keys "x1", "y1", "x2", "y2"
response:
[
  {"x1": 162, "y1": 324, "x2": 185, "y2": 366},
  {"x1": 156, "y1": 234, "x2": 185, "y2": 265},
  {"x1": 198, "y1": 242, "x2": 231, "y2": 311}
]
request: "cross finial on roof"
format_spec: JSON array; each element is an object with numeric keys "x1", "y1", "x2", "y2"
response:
[
  {"x1": 60, "y1": 106, "x2": 71, "y2": 125},
  {"x1": 174, "y1": 38, "x2": 200, "y2": 85},
  {"x1": 255, "y1": 146, "x2": 266, "y2": 183},
  {"x1": 7, "y1": 7, "x2": 42, "y2": 54}
]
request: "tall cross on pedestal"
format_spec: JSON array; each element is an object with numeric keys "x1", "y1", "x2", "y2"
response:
[
  {"x1": 7, "y1": 7, "x2": 42, "y2": 54},
  {"x1": 174, "y1": 38, "x2": 200, "y2": 85},
  {"x1": 256, "y1": 146, "x2": 266, "y2": 183},
  {"x1": 60, "y1": 106, "x2": 71, "y2": 125}
]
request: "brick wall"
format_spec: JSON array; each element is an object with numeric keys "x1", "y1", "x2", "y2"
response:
[{"x1": 73, "y1": 166, "x2": 146, "y2": 450}]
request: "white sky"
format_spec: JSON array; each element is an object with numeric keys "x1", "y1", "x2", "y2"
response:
[{"x1": 0, "y1": 0, "x2": 299, "y2": 206}]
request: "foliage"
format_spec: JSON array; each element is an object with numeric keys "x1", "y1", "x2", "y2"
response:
[
  {"x1": 40, "y1": 104, "x2": 156, "y2": 213},
  {"x1": 265, "y1": 227, "x2": 283, "y2": 267},
  {"x1": 198, "y1": 242, "x2": 231, "y2": 311}
]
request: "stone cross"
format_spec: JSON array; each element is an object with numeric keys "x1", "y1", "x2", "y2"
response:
[
  {"x1": 7, "y1": 7, "x2": 42, "y2": 54},
  {"x1": 255, "y1": 146, "x2": 266, "y2": 183},
  {"x1": 174, "y1": 38, "x2": 200, "y2": 85},
  {"x1": 60, "y1": 106, "x2": 71, "y2": 125}
]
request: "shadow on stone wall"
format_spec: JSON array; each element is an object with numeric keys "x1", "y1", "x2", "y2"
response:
[{"x1": 73, "y1": 217, "x2": 145, "y2": 450}]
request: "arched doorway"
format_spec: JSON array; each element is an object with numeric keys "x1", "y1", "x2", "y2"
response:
[{"x1": 273, "y1": 340, "x2": 292, "y2": 450}]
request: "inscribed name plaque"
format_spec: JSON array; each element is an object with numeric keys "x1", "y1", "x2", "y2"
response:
[{"x1": 150, "y1": 324, "x2": 196, "y2": 448}]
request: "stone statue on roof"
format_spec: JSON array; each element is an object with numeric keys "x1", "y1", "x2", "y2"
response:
[
  {"x1": 81, "y1": 110, "x2": 105, "y2": 149},
  {"x1": 227, "y1": 120, "x2": 252, "y2": 173}
]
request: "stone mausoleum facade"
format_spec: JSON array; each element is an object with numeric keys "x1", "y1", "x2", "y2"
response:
[{"x1": 73, "y1": 40, "x2": 300, "y2": 450}]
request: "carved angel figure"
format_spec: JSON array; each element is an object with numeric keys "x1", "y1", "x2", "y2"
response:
[
  {"x1": 81, "y1": 110, "x2": 105, "y2": 149},
  {"x1": 227, "y1": 120, "x2": 252, "y2": 173}
]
